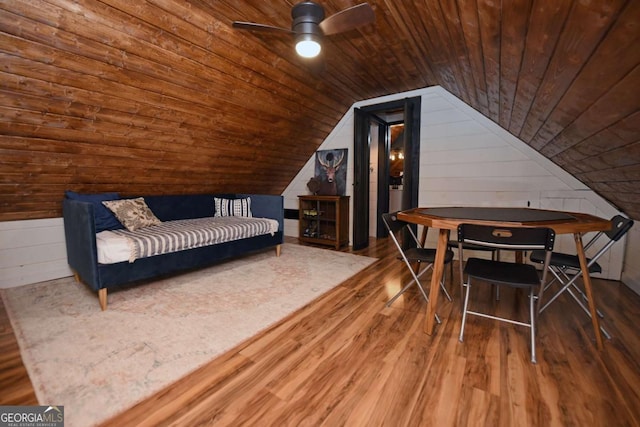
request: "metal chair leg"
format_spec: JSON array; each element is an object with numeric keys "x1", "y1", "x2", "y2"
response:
[
  {"x1": 558, "y1": 268, "x2": 605, "y2": 318},
  {"x1": 530, "y1": 288, "x2": 537, "y2": 364},
  {"x1": 539, "y1": 266, "x2": 611, "y2": 339},
  {"x1": 387, "y1": 263, "x2": 443, "y2": 324},
  {"x1": 459, "y1": 279, "x2": 472, "y2": 342}
]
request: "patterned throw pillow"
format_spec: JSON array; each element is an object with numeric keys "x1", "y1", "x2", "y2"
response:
[
  {"x1": 214, "y1": 197, "x2": 252, "y2": 217},
  {"x1": 102, "y1": 198, "x2": 162, "y2": 231}
]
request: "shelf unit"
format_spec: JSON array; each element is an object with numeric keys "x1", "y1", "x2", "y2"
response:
[{"x1": 298, "y1": 195, "x2": 350, "y2": 249}]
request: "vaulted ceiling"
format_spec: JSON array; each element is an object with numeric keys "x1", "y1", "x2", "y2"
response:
[{"x1": 0, "y1": 0, "x2": 638, "y2": 221}]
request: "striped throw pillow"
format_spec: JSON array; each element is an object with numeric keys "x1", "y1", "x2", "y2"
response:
[{"x1": 214, "y1": 197, "x2": 252, "y2": 217}]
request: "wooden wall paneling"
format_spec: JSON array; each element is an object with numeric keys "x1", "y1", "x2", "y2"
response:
[
  {"x1": 578, "y1": 154, "x2": 640, "y2": 180},
  {"x1": 375, "y1": 1, "x2": 435, "y2": 81},
  {"x1": 373, "y1": 1, "x2": 438, "y2": 86},
  {"x1": 0, "y1": 117, "x2": 296, "y2": 168},
  {"x1": 438, "y1": 0, "x2": 478, "y2": 108},
  {"x1": 0, "y1": 0, "x2": 639, "y2": 222},
  {"x1": 318, "y1": 35, "x2": 389, "y2": 96},
  {"x1": 593, "y1": 142, "x2": 640, "y2": 171},
  {"x1": 365, "y1": 3, "x2": 432, "y2": 88},
  {"x1": 0, "y1": 49, "x2": 328, "y2": 155},
  {"x1": 0, "y1": 68, "x2": 217, "y2": 133},
  {"x1": 564, "y1": 111, "x2": 640, "y2": 159},
  {"x1": 520, "y1": 0, "x2": 628, "y2": 144},
  {"x1": 420, "y1": 0, "x2": 467, "y2": 101},
  {"x1": 590, "y1": 181, "x2": 640, "y2": 211},
  {"x1": 498, "y1": 0, "x2": 532, "y2": 128},
  {"x1": 476, "y1": 0, "x2": 502, "y2": 121},
  {"x1": 0, "y1": 141, "x2": 307, "y2": 182},
  {"x1": 0, "y1": 47, "x2": 331, "y2": 143},
  {"x1": 310, "y1": 0, "x2": 396, "y2": 92},
  {"x1": 205, "y1": 0, "x2": 376, "y2": 106},
  {"x1": 529, "y1": 0, "x2": 640, "y2": 152},
  {"x1": 607, "y1": 108, "x2": 640, "y2": 144},
  {"x1": 136, "y1": 0, "x2": 357, "y2": 115},
  {"x1": 554, "y1": 113, "x2": 640, "y2": 174},
  {"x1": 542, "y1": 66, "x2": 640, "y2": 158},
  {"x1": 507, "y1": 0, "x2": 573, "y2": 136},
  {"x1": 309, "y1": 33, "x2": 386, "y2": 97},
  {"x1": 31, "y1": 0, "x2": 344, "y2": 127},
  {"x1": 456, "y1": 0, "x2": 489, "y2": 116},
  {"x1": 315, "y1": 1, "x2": 396, "y2": 92}
]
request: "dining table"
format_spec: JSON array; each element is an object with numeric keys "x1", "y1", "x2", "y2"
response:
[{"x1": 397, "y1": 206, "x2": 612, "y2": 350}]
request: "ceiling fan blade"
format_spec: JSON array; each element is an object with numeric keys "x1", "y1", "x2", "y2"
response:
[
  {"x1": 319, "y1": 3, "x2": 375, "y2": 36},
  {"x1": 232, "y1": 21, "x2": 293, "y2": 34}
]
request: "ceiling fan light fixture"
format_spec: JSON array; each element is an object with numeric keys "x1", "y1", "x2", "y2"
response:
[
  {"x1": 233, "y1": 2, "x2": 375, "y2": 62},
  {"x1": 295, "y1": 33, "x2": 321, "y2": 58}
]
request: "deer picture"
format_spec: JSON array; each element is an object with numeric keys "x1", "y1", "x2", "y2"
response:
[{"x1": 315, "y1": 150, "x2": 346, "y2": 196}]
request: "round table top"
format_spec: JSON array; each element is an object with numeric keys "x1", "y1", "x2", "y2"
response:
[{"x1": 398, "y1": 207, "x2": 611, "y2": 235}]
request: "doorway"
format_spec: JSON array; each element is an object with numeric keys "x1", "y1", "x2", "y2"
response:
[{"x1": 352, "y1": 96, "x2": 421, "y2": 250}]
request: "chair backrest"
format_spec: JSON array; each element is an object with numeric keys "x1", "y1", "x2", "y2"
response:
[
  {"x1": 457, "y1": 224, "x2": 556, "y2": 252},
  {"x1": 382, "y1": 212, "x2": 407, "y2": 235},
  {"x1": 606, "y1": 215, "x2": 634, "y2": 242},
  {"x1": 578, "y1": 215, "x2": 634, "y2": 269},
  {"x1": 382, "y1": 212, "x2": 422, "y2": 250}
]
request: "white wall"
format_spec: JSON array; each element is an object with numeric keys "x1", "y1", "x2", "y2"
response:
[
  {"x1": 0, "y1": 218, "x2": 72, "y2": 288},
  {"x1": 283, "y1": 86, "x2": 637, "y2": 286}
]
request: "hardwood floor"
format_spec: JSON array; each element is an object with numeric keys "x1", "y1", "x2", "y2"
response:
[{"x1": 2, "y1": 236, "x2": 640, "y2": 426}]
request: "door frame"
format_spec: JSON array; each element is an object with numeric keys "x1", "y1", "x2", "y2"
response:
[{"x1": 352, "y1": 96, "x2": 421, "y2": 249}]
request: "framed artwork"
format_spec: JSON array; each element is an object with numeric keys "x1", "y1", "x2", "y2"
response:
[{"x1": 314, "y1": 149, "x2": 347, "y2": 196}]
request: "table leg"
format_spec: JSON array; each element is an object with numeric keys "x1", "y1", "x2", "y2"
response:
[
  {"x1": 425, "y1": 228, "x2": 450, "y2": 335},
  {"x1": 574, "y1": 233, "x2": 604, "y2": 351},
  {"x1": 415, "y1": 226, "x2": 430, "y2": 273},
  {"x1": 419, "y1": 226, "x2": 428, "y2": 247}
]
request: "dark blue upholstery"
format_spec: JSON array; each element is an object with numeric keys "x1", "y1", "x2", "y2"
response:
[
  {"x1": 64, "y1": 191, "x2": 123, "y2": 232},
  {"x1": 63, "y1": 193, "x2": 284, "y2": 292}
]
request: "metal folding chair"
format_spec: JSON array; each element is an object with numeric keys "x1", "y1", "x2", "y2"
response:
[
  {"x1": 530, "y1": 215, "x2": 633, "y2": 339},
  {"x1": 447, "y1": 240, "x2": 501, "y2": 304},
  {"x1": 382, "y1": 212, "x2": 454, "y2": 322},
  {"x1": 458, "y1": 224, "x2": 556, "y2": 363}
]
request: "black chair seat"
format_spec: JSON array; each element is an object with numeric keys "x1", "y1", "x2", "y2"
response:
[
  {"x1": 403, "y1": 247, "x2": 454, "y2": 264},
  {"x1": 465, "y1": 258, "x2": 541, "y2": 288},
  {"x1": 530, "y1": 250, "x2": 602, "y2": 274}
]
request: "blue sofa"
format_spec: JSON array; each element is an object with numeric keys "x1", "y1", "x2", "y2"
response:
[{"x1": 63, "y1": 193, "x2": 284, "y2": 310}]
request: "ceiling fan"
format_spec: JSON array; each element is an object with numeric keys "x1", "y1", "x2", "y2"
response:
[{"x1": 232, "y1": 2, "x2": 375, "y2": 59}]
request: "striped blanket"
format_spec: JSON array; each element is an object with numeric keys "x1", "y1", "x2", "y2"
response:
[{"x1": 110, "y1": 216, "x2": 279, "y2": 262}]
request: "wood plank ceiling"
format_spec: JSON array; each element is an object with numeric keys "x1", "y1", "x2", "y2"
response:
[{"x1": 0, "y1": 0, "x2": 638, "y2": 221}]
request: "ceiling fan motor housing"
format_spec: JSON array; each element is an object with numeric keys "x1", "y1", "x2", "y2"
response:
[{"x1": 292, "y1": 1, "x2": 325, "y2": 36}]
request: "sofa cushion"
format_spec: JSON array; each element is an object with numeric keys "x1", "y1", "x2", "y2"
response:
[
  {"x1": 65, "y1": 191, "x2": 123, "y2": 232},
  {"x1": 143, "y1": 194, "x2": 228, "y2": 221},
  {"x1": 214, "y1": 197, "x2": 252, "y2": 217},
  {"x1": 102, "y1": 197, "x2": 162, "y2": 231}
]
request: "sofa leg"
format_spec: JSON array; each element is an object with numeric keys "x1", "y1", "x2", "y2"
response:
[
  {"x1": 275, "y1": 244, "x2": 281, "y2": 257},
  {"x1": 98, "y1": 288, "x2": 107, "y2": 311},
  {"x1": 73, "y1": 272, "x2": 81, "y2": 282}
]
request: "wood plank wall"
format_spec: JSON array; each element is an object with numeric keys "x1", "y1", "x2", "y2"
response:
[{"x1": 0, "y1": 0, "x2": 638, "y2": 222}]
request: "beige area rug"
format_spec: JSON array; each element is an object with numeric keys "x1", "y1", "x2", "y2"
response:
[{"x1": 1, "y1": 243, "x2": 376, "y2": 427}]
